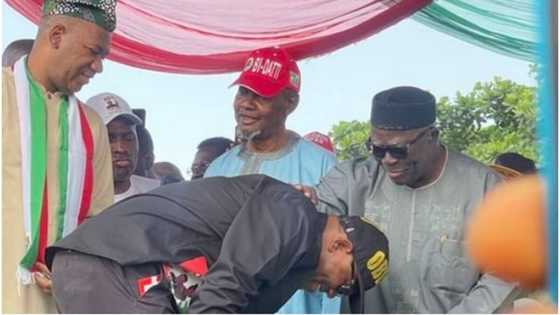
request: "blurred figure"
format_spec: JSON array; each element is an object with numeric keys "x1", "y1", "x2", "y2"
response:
[
  {"x1": 490, "y1": 152, "x2": 537, "y2": 179},
  {"x1": 132, "y1": 108, "x2": 156, "y2": 178},
  {"x1": 134, "y1": 125, "x2": 156, "y2": 178},
  {"x1": 304, "y1": 131, "x2": 336, "y2": 154},
  {"x1": 152, "y1": 161, "x2": 185, "y2": 185},
  {"x1": 86, "y1": 93, "x2": 160, "y2": 202},
  {"x1": 466, "y1": 175, "x2": 556, "y2": 313},
  {"x1": 191, "y1": 137, "x2": 234, "y2": 180}
]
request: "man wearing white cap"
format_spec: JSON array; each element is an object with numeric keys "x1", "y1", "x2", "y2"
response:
[{"x1": 87, "y1": 93, "x2": 160, "y2": 202}]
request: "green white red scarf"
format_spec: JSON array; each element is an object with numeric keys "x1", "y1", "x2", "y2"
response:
[{"x1": 13, "y1": 57, "x2": 94, "y2": 285}]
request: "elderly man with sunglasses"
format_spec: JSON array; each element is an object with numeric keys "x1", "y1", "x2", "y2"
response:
[{"x1": 297, "y1": 86, "x2": 519, "y2": 313}]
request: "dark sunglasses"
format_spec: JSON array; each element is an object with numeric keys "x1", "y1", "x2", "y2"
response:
[{"x1": 366, "y1": 127, "x2": 434, "y2": 160}]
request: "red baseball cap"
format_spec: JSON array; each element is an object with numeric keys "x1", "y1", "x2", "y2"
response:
[
  {"x1": 304, "y1": 132, "x2": 335, "y2": 153},
  {"x1": 230, "y1": 47, "x2": 301, "y2": 98}
]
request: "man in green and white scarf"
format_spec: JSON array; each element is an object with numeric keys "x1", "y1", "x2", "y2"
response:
[{"x1": 2, "y1": 0, "x2": 116, "y2": 312}]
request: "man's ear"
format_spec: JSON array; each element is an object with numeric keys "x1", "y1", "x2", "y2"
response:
[
  {"x1": 285, "y1": 92, "x2": 299, "y2": 115},
  {"x1": 48, "y1": 23, "x2": 67, "y2": 49},
  {"x1": 430, "y1": 127, "x2": 440, "y2": 142},
  {"x1": 330, "y1": 239, "x2": 353, "y2": 254}
]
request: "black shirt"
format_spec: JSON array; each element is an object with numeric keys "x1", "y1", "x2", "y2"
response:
[{"x1": 46, "y1": 175, "x2": 327, "y2": 313}]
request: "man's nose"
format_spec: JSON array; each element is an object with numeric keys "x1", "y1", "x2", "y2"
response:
[
  {"x1": 112, "y1": 140, "x2": 127, "y2": 153},
  {"x1": 382, "y1": 151, "x2": 399, "y2": 165},
  {"x1": 91, "y1": 57, "x2": 103, "y2": 74},
  {"x1": 237, "y1": 97, "x2": 257, "y2": 110}
]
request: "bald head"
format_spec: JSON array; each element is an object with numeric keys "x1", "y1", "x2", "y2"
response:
[
  {"x1": 37, "y1": 15, "x2": 76, "y2": 36},
  {"x1": 28, "y1": 15, "x2": 111, "y2": 94}
]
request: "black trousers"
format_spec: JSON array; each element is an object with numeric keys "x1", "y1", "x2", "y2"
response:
[{"x1": 51, "y1": 250, "x2": 177, "y2": 313}]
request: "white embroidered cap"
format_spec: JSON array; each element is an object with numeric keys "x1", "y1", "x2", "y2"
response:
[{"x1": 86, "y1": 92, "x2": 142, "y2": 126}]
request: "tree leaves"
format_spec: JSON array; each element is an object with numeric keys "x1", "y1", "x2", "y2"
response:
[
  {"x1": 329, "y1": 76, "x2": 538, "y2": 164},
  {"x1": 329, "y1": 120, "x2": 370, "y2": 161}
]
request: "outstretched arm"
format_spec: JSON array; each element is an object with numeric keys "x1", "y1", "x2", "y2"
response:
[{"x1": 314, "y1": 158, "x2": 377, "y2": 216}]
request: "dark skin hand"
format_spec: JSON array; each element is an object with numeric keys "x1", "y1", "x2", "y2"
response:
[
  {"x1": 33, "y1": 218, "x2": 96, "y2": 294},
  {"x1": 33, "y1": 262, "x2": 52, "y2": 294}
]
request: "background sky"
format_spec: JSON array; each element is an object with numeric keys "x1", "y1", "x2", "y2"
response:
[{"x1": 2, "y1": 2, "x2": 535, "y2": 178}]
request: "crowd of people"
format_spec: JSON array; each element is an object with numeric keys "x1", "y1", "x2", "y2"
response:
[{"x1": 2, "y1": 0, "x2": 542, "y2": 314}]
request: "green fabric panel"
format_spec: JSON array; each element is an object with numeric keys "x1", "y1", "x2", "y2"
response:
[
  {"x1": 55, "y1": 98, "x2": 69, "y2": 241},
  {"x1": 411, "y1": 0, "x2": 537, "y2": 61},
  {"x1": 20, "y1": 70, "x2": 47, "y2": 269}
]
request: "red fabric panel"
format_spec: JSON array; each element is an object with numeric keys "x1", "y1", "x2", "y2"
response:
[
  {"x1": 179, "y1": 256, "x2": 209, "y2": 276},
  {"x1": 6, "y1": 0, "x2": 431, "y2": 74},
  {"x1": 37, "y1": 183, "x2": 48, "y2": 264},
  {"x1": 76, "y1": 103, "x2": 94, "y2": 224}
]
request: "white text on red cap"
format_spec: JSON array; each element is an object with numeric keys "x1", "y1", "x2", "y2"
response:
[{"x1": 244, "y1": 57, "x2": 283, "y2": 80}]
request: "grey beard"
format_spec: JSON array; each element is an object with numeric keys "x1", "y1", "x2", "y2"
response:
[{"x1": 236, "y1": 125, "x2": 261, "y2": 143}]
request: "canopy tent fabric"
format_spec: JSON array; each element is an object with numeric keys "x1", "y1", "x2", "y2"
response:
[
  {"x1": 5, "y1": 0, "x2": 431, "y2": 74},
  {"x1": 6, "y1": 0, "x2": 538, "y2": 72},
  {"x1": 411, "y1": 0, "x2": 537, "y2": 62}
]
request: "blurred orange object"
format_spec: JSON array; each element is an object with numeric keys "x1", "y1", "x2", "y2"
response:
[
  {"x1": 466, "y1": 175, "x2": 547, "y2": 290},
  {"x1": 514, "y1": 301, "x2": 557, "y2": 314}
]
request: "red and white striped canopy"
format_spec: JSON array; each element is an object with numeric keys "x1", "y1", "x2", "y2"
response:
[{"x1": 6, "y1": 0, "x2": 431, "y2": 74}]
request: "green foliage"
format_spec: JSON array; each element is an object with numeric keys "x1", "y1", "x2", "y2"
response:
[
  {"x1": 329, "y1": 120, "x2": 370, "y2": 161},
  {"x1": 329, "y1": 77, "x2": 538, "y2": 164},
  {"x1": 438, "y1": 77, "x2": 538, "y2": 163}
]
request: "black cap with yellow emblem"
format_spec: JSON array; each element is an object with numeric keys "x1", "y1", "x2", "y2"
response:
[{"x1": 339, "y1": 216, "x2": 389, "y2": 313}]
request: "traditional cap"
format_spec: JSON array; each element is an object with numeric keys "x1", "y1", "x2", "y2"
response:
[
  {"x1": 339, "y1": 216, "x2": 389, "y2": 313},
  {"x1": 86, "y1": 92, "x2": 142, "y2": 125},
  {"x1": 230, "y1": 47, "x2": 301, "y2": 98},
  {"x1": 371, "y1": 86, "x2": 436, "y2": 130},
  {"x1": 42, "y1": 0, "x2": 117, "y2": 32},
  {"x1": 304, "y1": 132, "x2": 335, "y2": 153},
  {"x1": 494, "y1": 152, "x2": 537, "y2": 174},
  {"x1": 489, "y1": 164, "x2": 522, "y2": 180}
]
